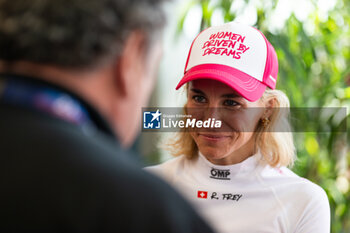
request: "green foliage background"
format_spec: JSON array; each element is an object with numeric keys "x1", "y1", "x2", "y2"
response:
[{"x1": 176, "y1": 0, "x2": 350, "y2": 232}]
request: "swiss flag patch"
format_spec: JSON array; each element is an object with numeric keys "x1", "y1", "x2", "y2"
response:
[{"x1": 197, "y1": 191, "x2": 208, "y2": 199}]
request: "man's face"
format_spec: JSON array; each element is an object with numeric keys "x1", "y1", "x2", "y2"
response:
[
  {"x1": 140, "y1": 41, "x2": 163, "y2": 107},
  {"x1": 117, "y1": 37, "x2": 163, "y2": 147}
]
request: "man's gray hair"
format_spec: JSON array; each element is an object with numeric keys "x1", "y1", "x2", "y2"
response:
[{"x1": 0, "y1": 0, "x2": 166, "y2": 68}]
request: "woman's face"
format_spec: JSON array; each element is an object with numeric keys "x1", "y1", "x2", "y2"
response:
[{"x1": 187, "y1": 79, "x2": 266, "y2": 165}]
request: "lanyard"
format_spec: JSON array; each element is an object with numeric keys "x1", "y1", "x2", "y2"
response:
[{"x1": 0, "y1": 78, "x2": 92, "y2": 128}]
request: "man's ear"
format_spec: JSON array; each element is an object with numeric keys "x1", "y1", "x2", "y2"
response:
[{"x1": 114, "y1": 30, "x2": 147, "y2": 98}]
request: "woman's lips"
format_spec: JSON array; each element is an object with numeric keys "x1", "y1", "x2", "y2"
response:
[{"x1": 198, "y1": 133, "x2": 230, "y2": 142}]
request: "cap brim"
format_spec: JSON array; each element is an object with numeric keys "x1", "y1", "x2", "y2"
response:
[{"x1": 176, "y1": 64, "x2": 266, "y2": 102}]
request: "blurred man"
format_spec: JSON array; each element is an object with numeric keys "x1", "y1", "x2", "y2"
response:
[{"x1": 0, "y1": 0, "x2": 215, "y2": 232}]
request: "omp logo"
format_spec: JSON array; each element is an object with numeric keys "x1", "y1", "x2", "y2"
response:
[
  {"x1": 143, "y1": 109, "x2": 161, "y2": 129},
  {"x1": 210, "y1": 168, "x2": 230, "y2": 180}
]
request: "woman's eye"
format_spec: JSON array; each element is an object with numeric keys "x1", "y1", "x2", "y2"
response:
[
  {"x1": 223, "y1": 99, "x2": 239, "y2": 106},
  {"x1": 192, "y1": 95, "x2": 207, "y2": 103}
]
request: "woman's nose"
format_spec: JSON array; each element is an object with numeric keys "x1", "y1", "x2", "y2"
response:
[{"x1": 204, "y1": 106, "x2": 220, "y2": 120}]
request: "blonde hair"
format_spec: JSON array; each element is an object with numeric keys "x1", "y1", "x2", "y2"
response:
[{"x1": 163, "y1": 88, "x2": 296, "y2": 168}]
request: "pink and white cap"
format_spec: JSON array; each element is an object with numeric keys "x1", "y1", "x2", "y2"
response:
[{"x1": 176, "y1": 21, "x2": 278, "y2": 102}]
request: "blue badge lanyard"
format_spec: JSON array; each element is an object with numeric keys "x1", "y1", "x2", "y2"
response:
[{"x1": 0, "y1": 78, "x2": 93, "y2": 128}]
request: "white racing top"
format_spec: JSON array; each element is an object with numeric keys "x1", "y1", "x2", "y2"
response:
[{"x1": 146, "y1": 152, "x2": 330, "y2": 233}]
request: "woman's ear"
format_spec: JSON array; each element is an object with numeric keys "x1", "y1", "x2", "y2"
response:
[{"x1": 262, "y1": 97, "x2": 276, "y2": 119}]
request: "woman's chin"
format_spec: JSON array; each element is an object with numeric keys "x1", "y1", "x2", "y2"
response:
[{"x1": 198, "y1": 146, "x2": 228, "y2": 161}]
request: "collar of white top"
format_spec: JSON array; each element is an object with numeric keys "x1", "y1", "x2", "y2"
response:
[{"x1": 192, "y1": 151, "x2": 264, "y2": 182}]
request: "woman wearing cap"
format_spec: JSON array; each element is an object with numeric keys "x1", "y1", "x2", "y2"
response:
[{"x1": 146, "y1": 22, "x2": 330, "y2": 233}]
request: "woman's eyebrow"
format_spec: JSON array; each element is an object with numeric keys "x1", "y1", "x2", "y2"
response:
[
  {"x1": 190, "y1": 89, "x2": 240, "y2": 98},
  {"x1": 190, "y1": 88, "x2": 205, "y2": 95},
  {"x1": 221, "y1": 93, "x2": 240, "y2": 98}
]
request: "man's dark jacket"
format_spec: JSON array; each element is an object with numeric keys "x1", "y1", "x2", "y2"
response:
[{"x1": 0, "y1": 74, "x2": 214, "y2": 233}]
